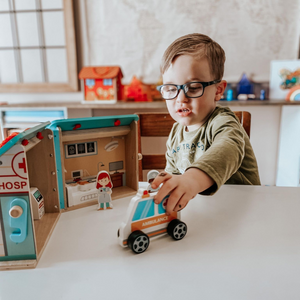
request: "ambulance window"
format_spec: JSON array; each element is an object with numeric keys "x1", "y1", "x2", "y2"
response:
[
  {"x1": 132, "y1": 200, "x2": 155, "y2": 221},
  {"x1": 158, "y1": 195, "x2": 169, "y2": 215}
]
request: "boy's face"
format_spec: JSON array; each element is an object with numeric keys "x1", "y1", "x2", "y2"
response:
[{"x1": 163, "y1": 55, "x2": 226, "y2": 131}]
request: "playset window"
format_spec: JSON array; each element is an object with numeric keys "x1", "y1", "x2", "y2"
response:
[
  {"x1": 65, "y1": 141, "x2": 97, "y2": 158},
  {"x1": 86, "y1": 79, "x2": 95, "y2": 87},
  {"x1": 0, "y1": 0, "x2": 77, "y2": 92}
]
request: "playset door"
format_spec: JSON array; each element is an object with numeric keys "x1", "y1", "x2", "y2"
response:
[{"x1": 0, "y1": 194, "x2": 36, "y2": 261}]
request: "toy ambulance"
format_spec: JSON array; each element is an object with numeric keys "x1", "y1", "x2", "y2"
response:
[{"x1": 117, "y1": 188, "x2": 187, "y2": 254}]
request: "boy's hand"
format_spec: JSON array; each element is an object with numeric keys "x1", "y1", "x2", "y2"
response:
[{"x1": 151, "y1": 168, "x2": 214, "y2": 215}]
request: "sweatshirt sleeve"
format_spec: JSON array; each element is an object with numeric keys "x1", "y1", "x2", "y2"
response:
[{"x1": 187, "y1": 115, "x2": 246, "y2": 194}]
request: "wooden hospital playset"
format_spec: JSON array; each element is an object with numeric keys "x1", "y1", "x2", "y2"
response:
[{"x1": 0, "y1": 115, "x2": 139, "y2": 270}]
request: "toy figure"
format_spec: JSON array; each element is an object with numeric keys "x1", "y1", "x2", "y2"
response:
[
  {"x1": 96, "y1": 171, "x2": 113, "y2": 210},
  {"x1": 146, "y1": 170, "x2": 160, "y2": 193}
]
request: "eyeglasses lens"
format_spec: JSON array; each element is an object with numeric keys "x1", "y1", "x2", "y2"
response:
[
  {"x1": 185, "y1": 82, "x2": 203, "y2": 97},
  {"x1": 160, "y1": 85, "x2": 177, "y2": 100}
]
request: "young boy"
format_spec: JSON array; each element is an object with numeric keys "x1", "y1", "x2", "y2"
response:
[{"x1": 151, "y1": 33, "x2": 260, "y2": 215}]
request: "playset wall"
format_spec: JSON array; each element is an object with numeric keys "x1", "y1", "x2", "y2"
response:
[
  {"x1": 26, "y1": 129, "x2": 60, "y2": 259},
  {"x1": 56, "y1": 118, "x2": 138, "y2": 210},
  {"x1": 63, "y1": 136, "x2": 126, "y2": 181}
]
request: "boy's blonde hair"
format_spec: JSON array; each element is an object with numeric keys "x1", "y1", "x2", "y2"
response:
[{"x1": 161, "y1": 33, "x2": 226, "y2": 80}]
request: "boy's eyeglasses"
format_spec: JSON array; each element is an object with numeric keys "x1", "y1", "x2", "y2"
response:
[{"x1": 156, "y1": 80, "x2": 221, "y2": 100}]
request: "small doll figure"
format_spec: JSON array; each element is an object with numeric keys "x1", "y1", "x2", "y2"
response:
[
  {"x1": 147, "y1": 170, "x2": 160, "y2": 193},
  {"x1": 96, "y1": 171, "x2": 113, "y2": 210}
]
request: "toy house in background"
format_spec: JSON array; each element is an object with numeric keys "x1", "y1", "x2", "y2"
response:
[
  {"x1": 79, "y1": 66, "x2": 124, "y2": 103},
  {"x1": 0, "y1": 115, "x2": 139, "y2": 270}
]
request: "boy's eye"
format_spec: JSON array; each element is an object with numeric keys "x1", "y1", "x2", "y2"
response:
[
  {"x1": 162, "y1": 86, "x2": 177, "y2": 93},
  {"x1": 187, "y1": 83, "x2": 203, "y2": 94}
]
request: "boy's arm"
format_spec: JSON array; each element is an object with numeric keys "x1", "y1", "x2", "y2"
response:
[
  {"x1": 151, "y1": 168, "x2": 214, "y2": 215},
  {"x1": 152, "y1": 115, "x2": 247, "y2": 214}
]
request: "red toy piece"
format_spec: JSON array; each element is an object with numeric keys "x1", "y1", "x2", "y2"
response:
[
  {"x1": 73, "y1": 124, "x2": 81, "y2": 130},
  {"x1": 22, "y1": 139, "x2": 29, "y2": 146},
  {"x1": 114, "y1": 119, "x2": 121, "y2": 126},
  {"x1": 36, "y1": 132, "x2": 44, "y2": 140},
  {"x1": 125, "y1": 76, "x2": 152, "y2": 102}
]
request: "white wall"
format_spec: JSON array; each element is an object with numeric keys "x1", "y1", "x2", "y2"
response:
[
  {"x1": 1, "y1": 0, "x2": 300, "y2": 103},
  {"x1": 277, "y1": 106, "x2": 300, "y2": 186}
]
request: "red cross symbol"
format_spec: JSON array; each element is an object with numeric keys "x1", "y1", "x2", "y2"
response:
[{"x1": 18, "y1": 158, "x2": 27, "y2": 173}]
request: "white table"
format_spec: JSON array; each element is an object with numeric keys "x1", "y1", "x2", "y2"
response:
[{"x1": 1, "y1": 185, "x2": 300, "y2": 300}]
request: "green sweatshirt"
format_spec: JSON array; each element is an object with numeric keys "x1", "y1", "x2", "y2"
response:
[{"x1": 165, "y1": 106, "x2": 261, "y2": 195}]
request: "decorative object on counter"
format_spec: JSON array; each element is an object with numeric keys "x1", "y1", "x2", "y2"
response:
[
  {"x1": 79, "y1": 66, "x2": 124, "y2": 103},
  {"x1": 279, "y1": 68, "x2": 300, "y2": 90},
  {"x1": 270, "y1": 60, "x2": 300, "y2": 100},
  {"x1": 226, "y1": 89, "x2": 233, "y2": 101},
  {"x1": 260, "y1": 89, "x2": 266, "y2": 100},
  {"x1": 96, "y1": 171, "x2": 113, "y2": 210},
  {"x1": 285, "y1": 84, "x2": 300, "y2": 101},
  {"x1": 124, "y1": 76, "x2": 161, "y2": 102},
  {"x1": 236, "y1": 73, "x2": 254, "y2": 97}
]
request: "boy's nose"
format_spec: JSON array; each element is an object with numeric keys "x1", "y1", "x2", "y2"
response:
[{"x1": 176, "y1": 89, "x2": 188, "y2": 103}]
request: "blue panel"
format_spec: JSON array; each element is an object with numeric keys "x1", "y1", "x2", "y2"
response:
[
  {"x1": 0, "y1": 194, "x2": 36, "y2": 260},
  {"x1": 5, "y1": 111, "x2": 65, "y2": 118},
  {"x1": 132, "y1": 200, "x2": 155, "y2": 221}
]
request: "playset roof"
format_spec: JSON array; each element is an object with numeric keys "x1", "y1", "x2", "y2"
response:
[
  {"x1": 0, "y1": 115, "x2": 139, "y2": 156},
  {"x1": 0, "y1": 122, "x2": 50, "y2": 156},
  {"x1": 79, "y1": 66, "x2": 123, "y2": 80}
]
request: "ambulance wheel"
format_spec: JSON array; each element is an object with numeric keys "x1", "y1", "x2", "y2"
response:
[
  {"x1": 167, "y1": 219, "x2": 187, "y2": 240},
  {"x1": 127, "y1": 230, "x2": 150, "y2": 254}
]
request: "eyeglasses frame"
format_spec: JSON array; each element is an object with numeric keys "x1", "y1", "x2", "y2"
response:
[{"x1": 156, "y1": 80, "x2": 221, "y2": 100}]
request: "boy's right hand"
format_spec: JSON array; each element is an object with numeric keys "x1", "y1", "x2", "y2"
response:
[{"x1": 151, "y1": 169, "x2": 214, "y2": 215}]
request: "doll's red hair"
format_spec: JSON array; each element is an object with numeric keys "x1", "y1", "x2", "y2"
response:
[{"x1": 96, "y1": 172, "x2": 112, "y2": 189}]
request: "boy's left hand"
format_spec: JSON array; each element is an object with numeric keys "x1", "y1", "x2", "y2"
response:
[{"x1": 151, "y1": 168, "x2": 214, "y2": 215}]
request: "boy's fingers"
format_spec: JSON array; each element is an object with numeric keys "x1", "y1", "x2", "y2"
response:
[
  {"x1": 174, "y1": 193, "x2": 190, "y2": 211},
  {"x1": 165, "y1": 187, "x2": 185, "y2": 214},
  {"x1": 151, "y1": 171, "x2": 171, "y2": 188},
  {"x1": 153, "y1": 179, "x2": 176, "y2": 204}
]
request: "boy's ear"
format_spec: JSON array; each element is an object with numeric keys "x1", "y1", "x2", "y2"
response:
[{"x1": 215, "y1": 80, "x2": 227, "y2": 101}]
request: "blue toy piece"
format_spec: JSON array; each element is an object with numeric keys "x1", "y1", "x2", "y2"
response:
[
  {"x1": 260, "y1": 90, "x2": 265, "y2": 100},
  {"x1": 9, "y1": 198, "x2": 28, "y2": 244},
  {"x1": 226, "y1": 89, "x2": 233, "y2": 101}
]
